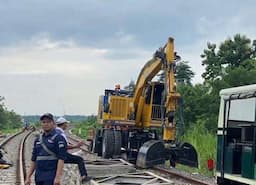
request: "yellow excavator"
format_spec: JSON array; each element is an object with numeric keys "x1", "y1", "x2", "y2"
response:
[{"x1": 91, "y1": 37, "x2": 198, "y2": 168}]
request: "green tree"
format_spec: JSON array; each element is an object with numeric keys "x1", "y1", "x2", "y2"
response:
[
  {"x1": 158, "y1": 61, "x2": 195, "y2": 85},
  {"x1": 0, "y1": 97, "x2": 7, "y2": 129},
  {"x1": 218, "y1": 34, "x2": 255, "y2": 68},
  {"x1": 7, "y1": 110, "x2": 23, "y2": 129},
  {"x1": 178, "y1": 84, "x2": 218, "y2": 132},
  {"x1": 175, "y1": 61, "x2": 195, "y2": 85},
  {"x1": 197, "y1": 34, "x2": 256, "y2": 132},
  {"x1": 201, "y1": 34, "x2": 256, "y2": 82},
  {"x1": 223, "y1": 66, "x2": 256, "y2": 87},
  {"x1": 0, "y1": 96, "x2": 22, "y2": 130},
  {"x1": 201, "y1": 43, "x2": 221, "y2": 81}
]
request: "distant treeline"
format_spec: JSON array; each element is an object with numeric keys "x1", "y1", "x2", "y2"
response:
[{"x1": 23, "y1": 115, "x2": 89, "y2": 124}]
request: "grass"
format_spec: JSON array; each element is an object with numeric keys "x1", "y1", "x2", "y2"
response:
[
  {"x1": 1, "y1": 128, "x2": 21, "y2": 134},
  {"x1": 179, "y1": 120, "x2": 217, "y2": 176},
  {"x1": 72, "y1": 116, "x2": 98, "y2": 139},
  {"x1": 72, "y1": 123, "x2": 91, "y2": 139}
]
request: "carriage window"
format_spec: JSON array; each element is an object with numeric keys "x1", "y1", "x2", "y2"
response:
[{"x1": 228, "y1": 97, "x2": 256, "y2": 122}]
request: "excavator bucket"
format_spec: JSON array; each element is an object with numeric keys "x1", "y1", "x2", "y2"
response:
[
  {"x1": 136, "y1": 140, "x2": 198, "y2": 169},
  {"x1": 0, "y1": 159, "x2": 12, "y2": 169},
  {"x1": 136, "y1": 140, "x2": 166, "y2": 168},
  {"x1": 175, "y1": 142, "x2": 198, "y2": 168}
]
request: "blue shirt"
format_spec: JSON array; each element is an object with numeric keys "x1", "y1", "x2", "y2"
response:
[
  {"x1": 55, "y1": 127, "x2": 68, "y2": 142},
  {"x1": 31, "y1": 129, "x2": 67, "y2": 182}
]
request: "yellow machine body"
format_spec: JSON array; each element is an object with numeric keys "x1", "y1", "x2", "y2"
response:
[{"x1": 98, "y1": 38, "x2": 179, "y2": 141}]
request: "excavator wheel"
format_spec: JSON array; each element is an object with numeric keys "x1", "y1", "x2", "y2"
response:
[
  {"x1": 113, "y1": 130, "x2": 122, "y2": 156},
  {"x1": 102, "y1": 129, "x2": 114, "y2": 158},
  {"x1": 87, "y1": 139, "x2": 93, "y2": 152},
  {"x1": 92, "y1": 129, "x2": 102, "y2": 156},
  {"x1": 136, "y1": 140, "x2": 165, "y2": 168},
  {"x1": 121, "y1": 130, "x2": 128, "y2": 149}
]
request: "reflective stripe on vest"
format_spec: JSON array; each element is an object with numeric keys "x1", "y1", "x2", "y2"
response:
[
  {"x1": 39, "y1": 133, "x2": 57, "y2": 157},
  {"x1": 51, "y1": 133, "x2": 58, "y2": 141},
  {"x1": 36, "y1": 156, "x2": 58, "y2": 161}
]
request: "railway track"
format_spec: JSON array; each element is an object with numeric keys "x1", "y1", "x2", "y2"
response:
[
  {"x1": 66, "y1": 133, "x2": 216, "y2": 185},
  {"x1": 0, "y1": 130, "x2": 33, "y2": 185},
  {"x1": 153, "y1": 166, "x2": 215, "y2": 185},
  {"x1": 0, "y1": 129, "x2": 216, "y2": 185}
]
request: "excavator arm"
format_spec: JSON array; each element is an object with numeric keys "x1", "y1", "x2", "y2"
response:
[
  {"x1": 135, "y1": 38, "x2": 198, "y2": 168},
  {"x1": 132, "y1": 38, "x2": 180, "y2": 140},
  {"x1": 132, "y1": 58, "x2": 162, "y2": 126}
]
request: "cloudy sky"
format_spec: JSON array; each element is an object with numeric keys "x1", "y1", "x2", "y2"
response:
[{"x1": 0, "y1": 0, "x2": 255, "y2": 116}]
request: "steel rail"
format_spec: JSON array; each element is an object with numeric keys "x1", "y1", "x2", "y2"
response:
[
  {"x1": 0, "y1": 130, "x2": 32, "y2": 185},
  {"x1": 0, "y1": 130, "x2": 24, "y2": 147},
  {"x1": 18, "y1": 131, "x2": 33, "y2": 185},
  {"x1": 153, "y1": 166, "x2": 215, "y2": 185}
]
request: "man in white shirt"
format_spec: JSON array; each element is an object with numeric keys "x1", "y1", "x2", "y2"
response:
[{"x1": 55, "y1": 117, "x2": 91, "y2": 184}]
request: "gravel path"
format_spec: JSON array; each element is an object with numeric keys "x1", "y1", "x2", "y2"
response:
[
  {"x1": 1, "y1": 128, "x2": 217, "y2": 185},
  {"x1": 61, "y1": 130, "x2": 101, "y2": 185}
]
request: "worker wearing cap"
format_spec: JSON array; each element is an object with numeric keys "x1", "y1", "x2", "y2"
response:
[
  {"x1": 25, "y1": 113, "x2": 67, "y2": 185},
  {"x1": 55, "y1": 117, "x2": 91, "y2": 183}
]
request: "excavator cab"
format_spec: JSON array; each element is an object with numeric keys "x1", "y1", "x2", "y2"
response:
[{"x1": 141, "y1": 82, "x2": 165, "y2": 127}]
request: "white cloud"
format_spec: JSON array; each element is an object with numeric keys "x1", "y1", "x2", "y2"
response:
[
  {"x1": 1, "y1": 1, "x2": 256, "y2": 115},
  {"x1": 0, "y1": 36, "x2": 151, "y2": 115}
]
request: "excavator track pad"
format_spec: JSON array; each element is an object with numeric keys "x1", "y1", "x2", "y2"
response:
[
  {"x1": 175, "y1": 142, "x2": 198, "y2": 168},
  {"x1": 136, "y1": 140, "x2": 165, "y2": 168}
]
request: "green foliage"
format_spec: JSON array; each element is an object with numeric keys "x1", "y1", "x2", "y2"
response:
[
  {"x1": 223, "y1": 65, "x2": 256, "y2": 87},
  {"x1": 177, "y1": 84, "x2": 218, "y2": 133},
  {"x1": 201, "y1": 43, "x2": 221, "y2": 81},
  {"x1": 178, "y1": 34, "x2": 256, "y2": 134},
  {"x1": 201, "y1": 34, "x2": 256, "y2": 81},
  {"x1": 72, "y1": 115, "x2": 98, "y2": 139},
  {"x1": 180, "y1": 121, "x2": 217, "y2": 176},
  {"x1": 175, "y1": 61, "x2": 195, "y2": 85},
  {"x1": 1, "y1": 128, "x2": 20, "y2": 134},
  {"x1": 0, "y1": 96, "x2": 23, "y2": 131},
  {"x1": 158, "y1": 61, "x2": 195, "y2": 85}
]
